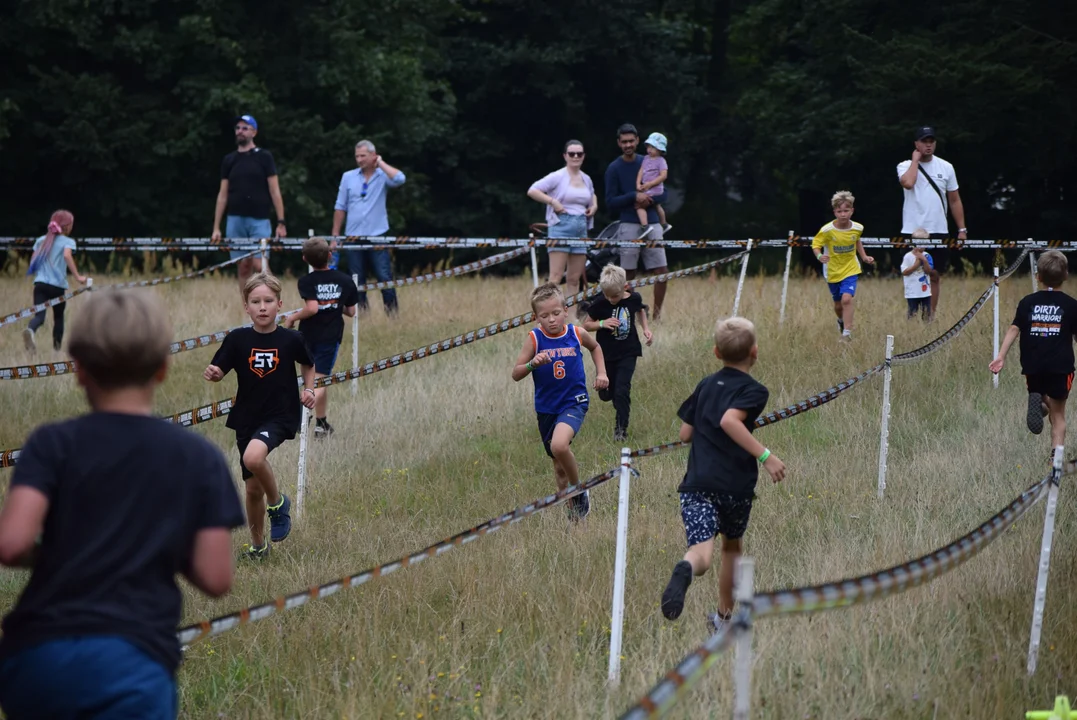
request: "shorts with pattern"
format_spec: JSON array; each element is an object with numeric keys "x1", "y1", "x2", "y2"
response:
[{"x1": 679, "y1": 491, "x2": 754, "y2": 545}]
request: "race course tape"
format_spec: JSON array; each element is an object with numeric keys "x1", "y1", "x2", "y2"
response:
[
  {"x1": 0, "y1": 285, "x2": 93, "y2": 330},
  {"x1": 356, "y1": 247, "x2": 528, "y2": 291},
  {"x1": 619, "y1": 472, "x2": 1052, "y2": 720},
  {"x1": 107, "y1": 250, "x2": 258, "y2": 290}
]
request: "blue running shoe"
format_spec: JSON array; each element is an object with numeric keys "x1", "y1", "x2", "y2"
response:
[{"x1": 267, "y1": 493, "x2": 291, "y2": 542}]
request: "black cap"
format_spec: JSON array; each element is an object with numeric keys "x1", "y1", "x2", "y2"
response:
[
  {"x1": 616, "y1": 123, "x2": 638, "y2": 137},
  {"x1": 914, "y1": 126, "x2": 936, "y2": 141}
]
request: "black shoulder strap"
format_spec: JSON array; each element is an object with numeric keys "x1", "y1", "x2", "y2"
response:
[{"x1": 918, "y1": 163, "x2": 948, "y2": 214}]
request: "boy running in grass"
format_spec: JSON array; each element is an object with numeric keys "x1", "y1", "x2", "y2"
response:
[
  {"x1": 512, "y1": 282, "x2": 608, "y2": 521},
  {"x1": 205, "y1": 273, "x2": 316, "y2": 559},
  {"x1": 284, "y1": 237, "x2": 359, "y2": 438},
  {"x1": 812, "y1": 191, "x2": 874, "y2": 340},
  {"x1": 0, "y1": 290, "x2": 244, "y2": 720},
  {"x1": 661, "y1": 317, "x2": 785, "y2": 632},
  {"x1": 579, "y1": 264, "x2": 652, "y2": 441},
  {"x1": 989, "y1": 250, "x2": 1077, "y2": 447}
]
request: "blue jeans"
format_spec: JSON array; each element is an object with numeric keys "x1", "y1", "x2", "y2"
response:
[
  {"x1": 345, "y1": 248, "x2": 398, "y2": 312},
  {"x1": 0, "y1": 636, "x2": 177, "y2": 719},
  {"x1": 225, "y1": 215, "x2": 272, "y2": 261}
]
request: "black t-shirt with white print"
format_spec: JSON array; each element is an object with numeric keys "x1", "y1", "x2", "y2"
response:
[
  {"x1": 210, "y1": 326, "x2": 312, "y2": 438},
  {"x1": 1013, "y1": 289, "x2": 1077, "y2": 375},
  {"x1": 676, "y1": 367, "x2": 770, "y2": 498},
  {"x1": 583, "y1": 292, "x2": 645, "y2": 362},
  {"x1": 297, "y1": 269, "x2": 360, "y2": 346}
]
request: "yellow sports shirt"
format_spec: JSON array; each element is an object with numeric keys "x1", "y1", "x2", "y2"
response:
[{"x1": 812, "y1": 221, "x2": 864, "y2": 284}]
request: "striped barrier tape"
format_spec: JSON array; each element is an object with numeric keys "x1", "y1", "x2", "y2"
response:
[
  {"x1": 355, "y1": 247, "x2": 529, "y2": 291},
  {"x1": 620, "y1": 472, "x2": 1054, "y2": 719},
  {"x1": 106, "y1": 251, "x2": 259, "y2": 290},
  {"x1": 176, "y1": 465, "x2": 624, "y2": 646},
  {"x1": 0, "y1": 285, "x2": 93, "y2": 330}
]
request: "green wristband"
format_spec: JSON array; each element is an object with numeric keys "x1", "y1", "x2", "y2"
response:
[
  {"x1": 758, "y1": 448, "x2": 771, "y2": 464},
  {"x1": 525, "y1": 361, "x2": 533, "y2": 373}
]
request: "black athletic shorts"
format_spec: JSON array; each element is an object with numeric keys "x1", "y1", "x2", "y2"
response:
[
  {"x1": 236, "y1": 421, "x2": 295, "y2": 480},
  {"x1": 1025, "y1": 372, "x2": 1075, "y2": 402}
]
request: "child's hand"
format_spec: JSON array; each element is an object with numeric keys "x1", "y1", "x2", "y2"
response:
[
  {"x1": 530, "y1": 351, "x2": 552, "y2": 368},
  {"x1": 644, "y1": 328, "x2": 653, "y2": 345},
  {"x1": 989, "y1": 356, "x2": 1005, "y2": 374},
  {"x1": 204, "y1": 365, "x2": 224, "y2": 382},
  {"x1": 763, "y1": 454, "x2": 786, "y2": 483},
  {"x1": 862, "y1": 256, "x2": 875, "y2": 265},
  {"x1": 283, "y1": 315, "x2": 297, "y2": 329},
  {"x1": 594, "y1": 373, "x2": 609, "y2": 390},
  {"x1": 301, "y1": 388, "x2": 316, "y2": 409},
  {"x1": 818, "y1": 254, "x2": 829, "y2": 263}
]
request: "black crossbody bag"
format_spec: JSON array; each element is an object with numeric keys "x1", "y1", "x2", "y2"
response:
[{"x1": 918, "y1": 163, "x2": 948, "y2": 215}]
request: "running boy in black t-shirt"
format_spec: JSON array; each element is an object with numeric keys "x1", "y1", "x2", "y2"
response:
[
  {"x1": 579, "y1": 264, "x2": 653, "y2": 441},
  {"x1": 0, "y1": 289, "x2": 244, "y2": 720},
  {"x1": 205, "y1": 273, "x2": 316, "y2": 560},
  {"x1": 284, "y1": 237, "x2": 359, "y2": 438},
  {"x1": 990, "y1": 250, "x2": 1077, "y2": 447},
  {"x1": 660, "y1": 317, "x2": 786, "y2": 633}
]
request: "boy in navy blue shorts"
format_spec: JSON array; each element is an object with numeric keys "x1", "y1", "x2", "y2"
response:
[
  {"x1": 284, "y1": 236, "x2": 359, "y2": 438},
  {"x1": 512, "y1": 282, "x2": 608, "y2": 520},
  {"x1": 205, "y1": 273, "x2": 316, "y2": 559},
  {"x1": 0, "y1": 289, "x2": 245, "y2": 720},
  {"x1": 660, "y1": 317, "x2": 786, "y2": 631}
]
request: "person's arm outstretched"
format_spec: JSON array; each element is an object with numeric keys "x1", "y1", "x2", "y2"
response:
[
  {"x1": 576, "y1": 327, "x2": 608, "y2": 389},
  {"x1": 719, "y1": 408, "x2": 786, "y2": 483},
  {"x1": 284, "y1": 299, "x2": 319, "y2": 328},
  {"x1": 989, "y1": 325, "x2": 1021, "y2": 373}
]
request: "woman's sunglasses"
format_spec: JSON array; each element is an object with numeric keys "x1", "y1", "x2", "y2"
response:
[{"x1": 565, "y1": 151, "x2": 585, "y2": 158}]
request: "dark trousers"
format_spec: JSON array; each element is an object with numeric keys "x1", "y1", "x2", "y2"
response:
[
  {"x1": 598, "y1": 355, "x2": 638, "y2": 431},
  {"x1": 345, "y1": 249, "x2": 398, "y2": 313},
  {"x1": 28, "y1": 282, "x2": 67, "y2": 349}
]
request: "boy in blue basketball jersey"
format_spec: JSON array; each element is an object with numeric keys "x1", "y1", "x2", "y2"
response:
[{"x1": 513, "y1": 282, "x2": 608, "y2": 520}]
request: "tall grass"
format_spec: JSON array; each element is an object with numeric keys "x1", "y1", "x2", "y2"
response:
[{"x1": 0, "y1": 264, "x2": 1073, "y2": 719}]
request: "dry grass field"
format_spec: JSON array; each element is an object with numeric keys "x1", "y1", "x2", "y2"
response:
[{"x1": 0, "y1": 254, "x2": 1074, "y2": 719}]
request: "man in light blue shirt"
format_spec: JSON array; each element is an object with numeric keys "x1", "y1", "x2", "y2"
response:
[{"x1": 332, "y1": 140, "x2": 406, "y2": 314}]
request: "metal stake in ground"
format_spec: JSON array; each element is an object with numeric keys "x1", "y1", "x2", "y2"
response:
[
  {"x1": 607, "y1": 447, "x2": 633, "y2": 687},
  {"x1": 1027, "y1": 444, "x2": 1063, "y2": 675},
  {"x1": 993, "y1": 267, "x2": 1000, "y2": 390},
  {"x1": 529, "y1": 235, "x2": 540, "y2": 289},
  {"x1": 779, "y1": 231, "x2": 794, "y2": 325},
  {"x1": 731, "y1": 557, "x2": 755, "y2": 720},
  {"x1": 732, "y1": 239, "x2": 753, "y2": 316},
  {"x1": 877, "y1": 335, "x2": 895, "y2": 499},
  {"x1": 352, "y1": 273, "x2": 359, "y2": 397},
  {"x1": 1030, "y1": 247, "x2": 1038, "y2": 293}
]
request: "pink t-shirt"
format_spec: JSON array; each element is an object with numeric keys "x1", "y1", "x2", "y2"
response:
[{"x1": 640, "y1": 155, "x2": 667, "y2": 197}]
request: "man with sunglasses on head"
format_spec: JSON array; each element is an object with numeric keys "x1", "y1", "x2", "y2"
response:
[
  {"x1": 212, "y1": 115, "x2": 287, "y2": 291},
  {"x1": 332, "y1": 140, "x2": 407, "y2": 315}
]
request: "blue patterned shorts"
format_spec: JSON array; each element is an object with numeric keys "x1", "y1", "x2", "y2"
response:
[{"x1": 679, "y1": 491, "x2": 754, "y2": 545}]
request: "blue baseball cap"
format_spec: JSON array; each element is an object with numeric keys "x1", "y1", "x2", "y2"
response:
[{"x1": 235, "y1": 115, "x2": 258, "y2": 130}]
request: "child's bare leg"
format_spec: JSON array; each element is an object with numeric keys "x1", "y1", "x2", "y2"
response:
[
  {"x1": 717, "y1": 536, "x2": 743, "y2": 617},
  {"x1": 655, "y1": 204, "x2": 667, "y2": 226},
  {"x1": 1047, "y1": 396, "x2": 1067, "y2": 448},
  {"x1": 683, "y1": 538, "x2": 714, "y2": 576},
  {"x1": 244, "y1": 483, "x2": 268, "y2": 548},
  {"x1": 243, "y1": 440, "x2": 281, "y2": 543},
  {"x1": 314, "y1": 373, "x2": 329, "y2": 419},
  {"x1": 550, "y1": 423, "x2": 578, "y2": 490},
  {"x1": 833, "y1": 300, "x2": 843, "y2": 319},
  {"x1": 636, "y1": 207, "x2": 649, "y2": 226},
  {"x1": 930, "y1": 274, "x2": 941, "y2": 318},
  {"x1": 841, "y1": 293, "x2": 855, "y2": 331}
]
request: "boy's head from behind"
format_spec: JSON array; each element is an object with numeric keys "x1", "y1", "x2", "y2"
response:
[
  {"x1": 69, "y1": 289, "x2": 172, "y2": 390},
  {"x1": 713, "y1": 317, "x2": 758, "y2": 367},
  {"x1": 1038, "y1": 250, "x2": 1069, "y2": 288},
  {"x1": 302, "y1": 237, "x2": 331, "y2": 270},
  {"x1": 599, "y1": 264, "x2": 627, "y2": 302},
  {"x1": 243, "y1": 272, "x2": 283, "y2": 304}
]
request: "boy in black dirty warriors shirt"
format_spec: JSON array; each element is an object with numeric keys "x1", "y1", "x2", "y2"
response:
[
  {"x1": 285, "y1": 237, "x2": 359, "y2": 437},
  {"x1": 205, "y1": 273, "x2": 316, "y2": 560},
  {"x1": 991, "y1": 250, "x2": 1077, "y2": 447},
  {"x1": 660, "y1": 317, "x2": 786, "y2": 633}
]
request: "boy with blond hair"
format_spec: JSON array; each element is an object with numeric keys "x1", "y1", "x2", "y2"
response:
[
  {"x1": 990, "y1": 250, "x2": 1077, "y2": 446},
  {"x1": 205, "y1": 273, "x2": 316, "y2": 559},
  {"x1": 661, "y1": 317, "x2": 786, "y2": 632},
  {"x1": 0, "y1": 290, "x2": 244, "y2": 719},
  {"x1": 512, "y1": 282, "x2": 608, "y2": 521},
  {"x1": 812, "y1": 191, "x2": 875, "y2": 340},
  {"x1": 580, "y1": 264, "x2": 653, "y2": 441},
  {"x1": 284, "y1": 237, "x2": 359, "y2": 437}
]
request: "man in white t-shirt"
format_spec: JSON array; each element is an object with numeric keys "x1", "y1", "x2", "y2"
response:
[{"x1": 900, "y1": 247, "x2": 933, "y2": 321}]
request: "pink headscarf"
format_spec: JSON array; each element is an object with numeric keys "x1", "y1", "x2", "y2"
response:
[{"x1": 28, "y1": 210, "x2": 74, "y2": 276}]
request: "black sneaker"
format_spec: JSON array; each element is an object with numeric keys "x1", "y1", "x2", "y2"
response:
[
  {"x1": 566, "y1": 490, "x2": 591, "y2": 522},
  {"x1": 314, "y1": 420, "x2": 334, "y2": 438},
  {"x1": 267, "y1": 493, "x2": 292, "y2": 542},
  {"x1": 1027, "y1": 393, "x2": 1045, "y2": 435},
  {"x1": 836, "y1": 318, "x2": 845, "y2": 334},
  {"x1": 613, "y1": 427, "x2": 627, "y2": 442},
  {"x1": 241, "y1": 542, "x2": 270, "y2": 561},
  {"x1": 661, "y1": 560, "x2": 693, "y2": 620}
]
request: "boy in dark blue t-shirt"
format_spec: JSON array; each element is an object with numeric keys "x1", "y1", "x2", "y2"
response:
[
  {"x1": 660, "y1": 317, "x2": 786, "y2": 633},
  {"x1": 0, "y1": 289, "x2": 245, "y2": 720}
]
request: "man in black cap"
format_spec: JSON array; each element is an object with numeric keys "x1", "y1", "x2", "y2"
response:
[
  {"x1": 897, "y1": 126, "x2": 967, "y2": 310},
  {"x1": 211, "y1": 114, "x2": 287, "y2": 291}
]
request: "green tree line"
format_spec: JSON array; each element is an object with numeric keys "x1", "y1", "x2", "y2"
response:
[{"x1": 2, "y1": 0, "x2": 1075, "y2": 244}]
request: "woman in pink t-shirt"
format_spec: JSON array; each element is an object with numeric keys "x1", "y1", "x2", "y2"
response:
[{"x1": 527, "y1": 140, "x2": 598, "y2": 302}]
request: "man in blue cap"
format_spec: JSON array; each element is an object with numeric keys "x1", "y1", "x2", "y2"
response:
[{"x1": 211, "y1": 115, "x2": 287, "y2": 291}]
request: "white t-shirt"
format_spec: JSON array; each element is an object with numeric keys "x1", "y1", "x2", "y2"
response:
[
  {"x1": 896, "y1": 156, "x2": 959, "y2": 234},
  {"x1": 900, "y1": 252, "x2": 932, "y2": 299}
]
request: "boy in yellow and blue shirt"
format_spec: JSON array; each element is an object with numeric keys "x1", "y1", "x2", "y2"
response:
[{"x1": 812, "y1": 191, "x2": 875, "y2": 340}]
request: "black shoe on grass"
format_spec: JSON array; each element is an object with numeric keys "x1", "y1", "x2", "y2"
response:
[
  {"x1": 661, "y1": 560, "x2": 693, "y2": 620},
  {"x1": 1027, "y1": 393, "x2": 1045, "y2": 435}
]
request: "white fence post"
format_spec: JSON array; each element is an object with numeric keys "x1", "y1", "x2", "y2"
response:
[
  {"x1": 779, "y1": 231, "x2": 794, "y2": 325},
  {"x1": 607, "y1": 447, "x2": 633, "y2": 687},
  {"x1": 529, "y1": 234, "x2": 540, "y2": 289},
  {"x1": 86, "y1": 277, "x2": 94, "y2": 291},
  {"x1": 732, "y1": 557, "x2": 755, "y2": 720},
  {"x1": 1030, "y1": 246, "x2": 1038, "y2": 293},
  {"x1": 993, "y1": 266, "x2": 1000, "y2": 389},
  {"x1": 732, "y1": 239, "x2": 753, "y2": 316},
  {"x1": 352, "y1": 273, "x2": 360, "y2": 397},
  {"x1": 1027, "y1": 444, "x2": 1063, "y2": 675},
  {"x1": 877, "y1": 334, "x2": 895, "y2": 499},
  {"x1": 307, "y1": 229, "x2": 315, "y2": 273},
  {"x1": 260, "y1": 238, "x2": 268, "y2": 269},
  {"x1": 296, "y1": 406, "x2": 310, "y2": 518}
]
